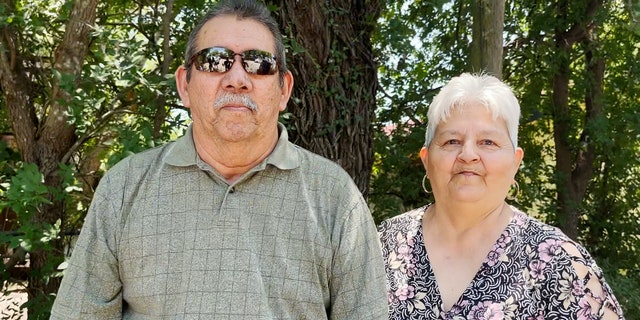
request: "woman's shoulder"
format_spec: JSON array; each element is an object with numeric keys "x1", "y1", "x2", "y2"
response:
[
  {"x1": 509, "y1": 207, "x2": 595, "y2": 263},
  {"x1": 511, "y1": 207, "x2": 572, "y2": 241},
  {"x1": 509, "y1": 207, "x2": 625, "y2": 317},
  {"x1": 379, "y1": 205, "x2": 426, "y2": 226},
  {"x1": 377, "y1": 205, "x2": 427, "y2": 240}
]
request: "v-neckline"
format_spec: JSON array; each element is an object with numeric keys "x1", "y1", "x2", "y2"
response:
[{"x1": 415, "y1": 207, "x2": 517, "y2": 314}]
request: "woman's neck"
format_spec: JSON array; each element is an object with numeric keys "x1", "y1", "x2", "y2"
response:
[{"x1": 424, "y1": 201, "x2": 512, "y2": 240}]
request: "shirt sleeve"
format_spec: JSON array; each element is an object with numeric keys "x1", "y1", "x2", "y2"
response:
[
  {"x1": 327, "y1": 190, "x2": 389, "y2": 319},
  {"x1": 50, "y1": 170, "x2": 124, "y2": 319},
  {"x1": 541, "y1": 239, "x2": 625, "y2": 319}
]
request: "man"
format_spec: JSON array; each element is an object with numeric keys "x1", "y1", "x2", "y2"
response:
[{"x1": 50, "y1": 0, "x2": 388, "y2": 319}]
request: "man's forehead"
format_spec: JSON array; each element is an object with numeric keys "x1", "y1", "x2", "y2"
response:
[{"x1": 197, "y1": 15, "x2": 275, "y2": 52}]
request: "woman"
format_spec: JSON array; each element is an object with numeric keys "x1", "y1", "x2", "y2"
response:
[{"x1": 378, "y1": 73, "x2": 625, "y2": 319}]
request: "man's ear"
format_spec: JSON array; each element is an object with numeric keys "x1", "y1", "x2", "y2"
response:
[
  {"x1": 175, "y1": 66, "x2": 191, "y2": 109},
  {"x1": 278, "y1": 71, "x2": 294, "y2": 112}
]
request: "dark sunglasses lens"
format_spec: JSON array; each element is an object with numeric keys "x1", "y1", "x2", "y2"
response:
[
  {"x1": 190, "y1": 47, "x2": 278, "y2": 75},
  {"x1": 242, "y1": 50, "x2": 278, "y2": 75},
  {"x1": 192, "y1": 48, "x2": 234, "y2": 73}
]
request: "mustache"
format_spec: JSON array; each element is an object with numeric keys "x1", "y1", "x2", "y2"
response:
[{"x1": 213, "y1": 93, "x2": 258, "y2": 111}]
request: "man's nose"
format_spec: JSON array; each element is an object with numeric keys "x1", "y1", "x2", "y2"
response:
[{"x1": 221, "y1": 55, "x2": 251, "y2": 91}]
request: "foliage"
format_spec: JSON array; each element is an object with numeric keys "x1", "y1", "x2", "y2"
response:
[
  {"x1": 601, "y1": 258, "x2": 640, "y2": 317},
  {"x1": 371, "y1": 0, "x2": 472, "y2": 222},
  {"x1": 0, "y1": 161, "x2": 69, "y2": 319}
]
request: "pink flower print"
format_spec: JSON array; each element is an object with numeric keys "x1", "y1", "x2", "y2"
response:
[
  {"x1": 538, "y1": 239, "x2": 563, "y2": 262},
  {"x1": 484, "y1": 304, "x2": 506, "y2": 320},
  {"x1": 404, "y1": 261, "x2": 417, "y2": 277},
  {"x1": 528, "y1": 260, "x2": 547, "y2": 281},
  {"x1": 496, "y1": 233, "x2": 512, "y2": 249},
  {"x1": 468, "y1": 301, "x2": 504, "y2": 320},
  {"x1": 397, "y1": 243, "x2": 412, "y2": 262},
  {"x1": 387, "y1": 292, "x2": 396, "y2": 304},
  {"x1": 572, "y1": 279, "x2": 585, "y2": 296},
  {"x1": 406, "y1": 234, "x2": 416, "y2": 246},
  {"x1": 395, "y1": 284, "x2": 415, "y2": 301},
  {"x1": 513, "y1": 213, "x2": 526, "y2": 226},
  {"x1": 576, "y1": 295, "x2": 597, "y2": 319},
  {"x1": 486, "y1": 247, "x2": 505, "y2": 267}
]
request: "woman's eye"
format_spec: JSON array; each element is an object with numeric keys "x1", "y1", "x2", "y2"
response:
[
  {"x1": 480, "y1": 140, "x2": 495, "y2": 146},
  {"x1": 445, "y1": 139, "x2": 459, "y2": 145}
]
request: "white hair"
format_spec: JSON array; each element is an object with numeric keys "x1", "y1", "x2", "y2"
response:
[{"x1": 424, "y1": 73, "x2": 521, "y2": 149}]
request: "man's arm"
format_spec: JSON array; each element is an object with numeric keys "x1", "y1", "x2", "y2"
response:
[
  {"x1": 328, "y1": 194, "x2": 389, "y2": 319},
  {"x1": 50, "y1": 173, "x2": 124, "y2": 319}
]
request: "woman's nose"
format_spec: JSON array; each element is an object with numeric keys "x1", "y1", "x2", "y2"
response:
[{"x1": 457, "y1": 142, "x2": 480, "y2": 162}]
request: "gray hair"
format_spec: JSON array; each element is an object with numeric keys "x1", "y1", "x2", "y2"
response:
[
  {"x1": 424, "y1": 73, "x2": 521, "y2": 149},
  {"x1": 183, "y1": 0, "x2": 287, "y2": 85}
]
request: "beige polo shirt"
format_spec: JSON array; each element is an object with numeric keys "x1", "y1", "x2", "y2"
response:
[{"x1": 51, "y1": 123, "x2": 388, "y2": 319}]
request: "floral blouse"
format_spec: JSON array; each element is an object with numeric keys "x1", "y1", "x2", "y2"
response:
[{"x1": 378, "y1": 205, "x2": 625, "y2": 319}]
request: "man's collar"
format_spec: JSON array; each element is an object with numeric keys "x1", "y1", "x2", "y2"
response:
[{"x1": 163, "y1": 122, "x2": 299, "y2": 171}]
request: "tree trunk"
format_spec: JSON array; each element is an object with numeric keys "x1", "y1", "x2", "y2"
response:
[
  {"x1": 552, "y1": 0, "x2": 603, "y2": 240},
  {"x1": 471, "y1": 0, "x2": 505, "y2": 78},
  {"x1": 272, "y1": 0, "x2": 382, "y2": 198},
  {"x1": 153, "y1": 0, "x2": 175, "y2": 139},
  {"x1": 0, "y1": 7, "x2": 38, "y2": 164},
  {"x1": 0, "y1": 0, "x2": 99, "y2": 303}
]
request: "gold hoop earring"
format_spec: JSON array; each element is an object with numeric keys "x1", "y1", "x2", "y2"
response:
[
  {"x1": 507, "y1": 181, "x2": 520, "y2": 200},
  {"x1": 422, "y1": 174, "x2": 432, "y2": 194}
]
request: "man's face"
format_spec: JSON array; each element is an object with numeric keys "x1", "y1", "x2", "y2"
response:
[{"x1": 175, "y1": 15, "x2": 293, "y2": 144}]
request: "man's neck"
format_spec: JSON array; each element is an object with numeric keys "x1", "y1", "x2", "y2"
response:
[{"x1": 193, "y1": 130, "x2": 279, "y2": 184}]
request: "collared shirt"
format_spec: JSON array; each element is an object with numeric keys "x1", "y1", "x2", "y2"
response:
[{"x1": 51, "y1": 123, "x2": 388, "y2": 319}]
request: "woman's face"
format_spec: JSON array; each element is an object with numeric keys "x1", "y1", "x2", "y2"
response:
[{"x1": 421, "y1": 103, "x2": 523, "y2": 206}]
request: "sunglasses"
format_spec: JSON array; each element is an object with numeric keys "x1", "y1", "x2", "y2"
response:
[{"x1": 188, "y1": 47, "x2": 278, "y2": 75}]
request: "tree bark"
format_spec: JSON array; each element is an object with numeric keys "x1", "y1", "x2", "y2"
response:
[
  {"x1": 0, "y1": 1, "x2": 38, "y2": 164},
  {"x1": 471, "y1": 0, "x2": 505, "y2": 78},
  {"x1": 272, "y1": 0, "x2": 382, "y2": 198},
  {"x1": 552, "y1": 0, "x2": 603, "y2": 240},
  {"x1": 0, "y1": 0, "x2": 99, "y2": 300},
  {"x1": 153, "y1": 0, "x2": 175, "y2": 139}
]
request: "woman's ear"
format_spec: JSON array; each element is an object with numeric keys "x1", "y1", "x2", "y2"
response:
[
  {"x1": 514, "y1": 147, "x2": 524, "y2": 170},
  {"x1": 420, "y1": 146, "x2": 429, "y2": 170}
]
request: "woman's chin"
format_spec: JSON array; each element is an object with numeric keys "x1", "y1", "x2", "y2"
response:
[{"x1": 446, "y1": 187, "x2": 488, "y2": 203}]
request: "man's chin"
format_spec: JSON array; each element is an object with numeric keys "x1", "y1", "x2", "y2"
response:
[{"x1": 216, "y1": 123, "x2": 255, "y2": 142}]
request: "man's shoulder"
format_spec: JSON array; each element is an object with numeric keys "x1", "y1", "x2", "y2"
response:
[
  {"x1": 104, "y1": 142, "x2": 175, "y2": 177},
  {"x1": 291, "y1": 143, "x2": 348, "y2": 174}
]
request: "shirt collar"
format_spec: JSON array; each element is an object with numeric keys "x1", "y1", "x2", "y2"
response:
[{"x1": 163, "y1": 122, "x2": 299, "y2": 171}]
